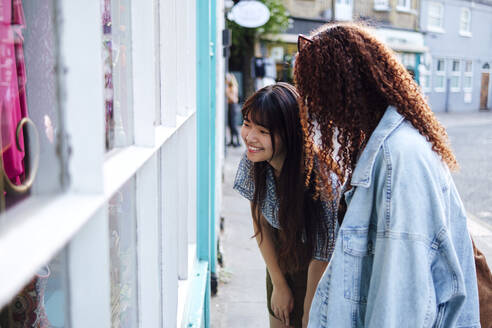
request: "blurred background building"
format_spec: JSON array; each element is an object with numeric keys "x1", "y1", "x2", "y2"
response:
[
  {"x1": 419, "y1": 0, "x2": 492, "y2": 112},
  {"x1": 229, "y1": 0, "x2": 491, "y2": 112}
]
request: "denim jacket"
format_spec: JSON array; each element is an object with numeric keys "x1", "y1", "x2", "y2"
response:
[{"x1": 309, "y1": 107, "x2": 480, "y2": 328}]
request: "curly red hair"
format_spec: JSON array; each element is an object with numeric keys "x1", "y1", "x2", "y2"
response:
[{"x1": 294, "y1": 23, "x2": 457, "y2": 191}]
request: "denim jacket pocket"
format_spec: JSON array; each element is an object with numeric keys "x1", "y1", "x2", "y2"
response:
[{"x1": 342, "y1": 228, "x2": 375, "y2": 303}]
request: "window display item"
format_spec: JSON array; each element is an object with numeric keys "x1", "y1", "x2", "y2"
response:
[
  {"x1": 0, "y1": 266, "x2": 51, "y2": 328},
  {"x1": 0, "y1": 0, "x2": 28, "y2": 185}
]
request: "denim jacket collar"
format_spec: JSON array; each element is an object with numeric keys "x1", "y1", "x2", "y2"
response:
[{"x1": 351, "y1": 106, "x2": 404, "y2": 188}]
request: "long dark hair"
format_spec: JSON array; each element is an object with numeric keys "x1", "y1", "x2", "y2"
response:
[{"x1": 242, "y1": 82, "x2": 326, "y2": 273}]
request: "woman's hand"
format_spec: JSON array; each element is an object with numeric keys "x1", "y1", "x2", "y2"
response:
[{"x1": 271, "y1": 282, "x2": 294, "y2": 327}]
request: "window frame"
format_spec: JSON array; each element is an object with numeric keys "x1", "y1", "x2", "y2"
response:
[
  {"x1": 463, "y1": 60, "x2": 473, "y2": 92},
  {"x1": 459, "y1": 7, "x2": 472, "y2": 37},
  {"x1": 396, "y1": 0, "x2": 412, "y2": 12},
  {"x1": 434, "y1": 58, "x2": 446, "y2": 92},
  {"x1": 0, "y1": 0, "x2": 210, "y2": 327},
  {"x1": 427, "y1": 2, "x2": 444, "y2": 33},
  {"x1": 374, "y1": 0, "x2": 390, "y2": 11},
  {"x1": 450, "y1": 59, "x2": 461, "y2": 93}
]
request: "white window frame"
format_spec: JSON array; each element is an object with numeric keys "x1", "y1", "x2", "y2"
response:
[
  {"x1": 374, "y1": 0, "x2": 390, "y2": 11},
  {"x1": 450, "y1": 59, "x2": 461, "y2": 93},
  {"x1": 435, "y1": 58, "x2": 446, "y2": 92},
  {"x1": 420, "y1": 54, "x2": 432, "y2": 92},
  {"x1": 420, "y1": 72, "x2": 432, "y2": 92},
  {"x1": 428, "y1": 2, "x2": 444, "y2": 33},
  {"x1": 396, "y1": 0, "x2": 412, "y2": 12},
  {"x1": 463, "y1": 60, "x2": 473, "y2": 92},
  {"x1": 459, "y1": 7, "x2": 472, "y2": 37},
  {"x1": 0, "y1": 1, "x2": 207, "y2": 328}
]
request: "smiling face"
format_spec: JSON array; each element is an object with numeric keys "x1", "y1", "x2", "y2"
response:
[{"x1": 240, "y1": 114, "x2": 285, "y2": 170}]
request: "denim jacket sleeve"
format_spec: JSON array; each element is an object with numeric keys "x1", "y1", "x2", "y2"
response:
[{"x1": 363, "y1": 139, "x2": 475, "y2": 327}]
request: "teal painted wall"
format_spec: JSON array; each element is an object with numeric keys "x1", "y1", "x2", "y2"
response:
[{"x1": 196, "y1": 0, "x2": 216, "y2": 326}]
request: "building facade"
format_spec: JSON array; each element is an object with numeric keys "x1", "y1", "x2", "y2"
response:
[
  {"x1": 264, "y1": 0, "x2": 425, "y2": 84},
  {"x1": 0, "y1": 1, "x2": 224, "y2": 328},
  {"x1": 353, "y1": 0, "x2": 426, "y2": 82},
  {"x1": 420, "y1": 0, "x2": 492, "y2": 112},
  {"x1": 354, "y1": 0, "x2": 420, "y2": 30}
]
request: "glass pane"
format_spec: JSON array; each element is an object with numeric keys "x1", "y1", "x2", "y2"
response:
[
  {"x1": 109, "y1": 176, "x2": 138, "y2": 328},
  {"x1": 452, "y1": 60, "x2": 460, "y2": 72},
  {"x1": 465, "y1": 60, "x2": 472, "y2": 73},
  {"x1": 428, "y1": 4, "x2": 442, "y2": 27},
  {"x1": 102, "y1": 0, "x2": 134, "y2": 151},
  {"x1": 451, "y1": 76, "x2": 459, "y2": 89},
  {"x1": 435, "y1": 76, "x2": 444, "y2": 88},
  {"x1": 460, "y1": 9, "x2": 470, "y2": 32},
  {"x1": 421, "y1": 74, "x2": 430, "y2": 89},
  {"x1": 464, "y1": 76, "x2": 472, "y2": 88},
  {"x1": 0, "y1": 0, "x2": 62, "y2": 212},
  {"x1": 436, "y1": 59, "x2": 445, "y2": 72},
  {"x1": 374, "y1": 0, "x2": 389, "y2": 8},
  {"x1": 0, "y1": 249, "x2": 69, "y2": 328}
]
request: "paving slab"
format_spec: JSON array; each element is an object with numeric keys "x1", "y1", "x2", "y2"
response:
[{"x1": 211, "y1": 144, "x2": 269, "y2": 328}]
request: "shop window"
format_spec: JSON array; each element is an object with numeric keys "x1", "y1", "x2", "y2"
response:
[
  {"x1": 0, "y1": 249, "x2": 69, "y2": 328},
  {"x1": 463, "y1": 60, "x2": 473, "y2": 91},
  {"x1": 428, "y1": 2, "x2": 444, "y2": 33},
  {"x1": 450, "y1": 59, "x2": 461, "y2": 92},
  {"x1": 459, "y1": 8, "x2": 471, "y2": 37},
  {"x1": 109, "y1": 177, "x2": 138, "y2": 328},
  {"x1": 0, "y1": 0, "x2": 64, "y2": 213},
  {"x1": 374, "y1": 0, "x2": 390, "y2": 11},
  {"x1": 102, "y1": 0, "x2": 134, "y2": 151},
  {"x1": 434, "y1": 58, "x2": 446, "y2": 92}
]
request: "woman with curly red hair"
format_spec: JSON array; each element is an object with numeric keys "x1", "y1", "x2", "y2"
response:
[{"x1": 294, "y1": 23, "x2": 480, "y2": 327}]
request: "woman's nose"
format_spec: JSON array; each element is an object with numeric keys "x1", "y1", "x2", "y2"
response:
[{"x1": 246, "y1": 130, "x2": 258, "y2": 142}]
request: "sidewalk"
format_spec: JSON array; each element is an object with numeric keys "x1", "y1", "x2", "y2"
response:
[{"x1": 211, "y1": 144, "x2": 269, "y2": 328}]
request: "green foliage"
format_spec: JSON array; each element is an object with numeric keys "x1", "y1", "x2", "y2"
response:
[{"x1": 227, "y1": 0, "x2": 291, "y2": 51}]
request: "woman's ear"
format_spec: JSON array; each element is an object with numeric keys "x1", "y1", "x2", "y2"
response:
[{"x1": 298, "y1": 34, "x2": 313, "y2": 52}]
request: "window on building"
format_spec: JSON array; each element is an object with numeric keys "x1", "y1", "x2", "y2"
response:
[
  {"x1": 397, "y1": 0, "x2": 411, "y2": 11},
  {"x1": 435, "y1": 58, "x2": 446, "y2": 92},
  {"x1": 463, "y1": 60, "x2": 473, "y2": 91},
  {"x1": 459, "y1": 8, "x2": 472, "y2": 36},
  {"x1": 428, "y1": 2, "x2": 444, "y2": 32},
  {"x1": 374, "y1": 0, "x2": 390, "y2": 10},
  {"x1": 102, "y1": 0, "x2": 134, "y2": 151},
  {"x1": 420, "y1": 73, "x2": 431, "y2": 91},
  {"x1": 419, "y1": 55, "x2": 432, "y2": 92},
  {"x1": 402, "y1": 53, "x2": 416, "y2": 68},
  {"x1": 450, "y1": 60, "x2": 461, "y2": 92}
]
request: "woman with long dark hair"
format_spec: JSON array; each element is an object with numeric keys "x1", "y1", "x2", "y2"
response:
[
  {"x1": 294, "y1": 23, "x2": 480, "y2": 327},
  {"x1": 233, "y1": 82, "x2": 339, "y2": 328}
]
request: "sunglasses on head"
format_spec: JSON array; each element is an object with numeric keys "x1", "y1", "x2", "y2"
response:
[{"x1": 297, "y1": 34, "x2": 313, "y2": 52}]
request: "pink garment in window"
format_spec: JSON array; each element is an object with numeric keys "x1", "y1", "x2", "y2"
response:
[{"x1": 0, "y1": 0, "x2": 27, "y2": 185}]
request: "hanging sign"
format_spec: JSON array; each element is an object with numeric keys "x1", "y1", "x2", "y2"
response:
[{"x1": 229, "y1": 1, "x2": 270, "y2": 28}]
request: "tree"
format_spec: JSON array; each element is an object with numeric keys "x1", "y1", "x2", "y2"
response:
[{"x1": 227, "y1": 0, "x2": 290, "y2": 100}]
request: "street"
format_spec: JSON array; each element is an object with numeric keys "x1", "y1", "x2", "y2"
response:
[{"x1": 437, "y1": 111, "x2": 492, "y2": 260}]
